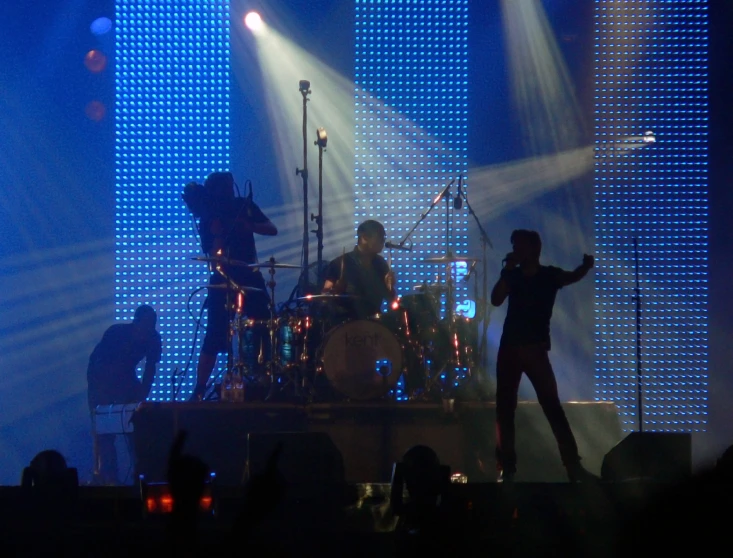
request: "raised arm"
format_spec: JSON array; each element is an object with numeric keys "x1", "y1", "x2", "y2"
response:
[{"x1": 556, "y1": 254, "x2": 595, "y2": 288}]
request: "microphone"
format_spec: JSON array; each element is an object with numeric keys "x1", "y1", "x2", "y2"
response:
[
  {"x1": 453, "y1": 176, "x2": 463, "y2": 210},
  {"x1": 385, "y1": 241, "x2": 412, "y2": 252},
  {"x1": 433, "y1": 179, "x2": 456, "y2": 204},
  {"x1": 464, "y1": 260, "x2": 477, "y2": 282}
]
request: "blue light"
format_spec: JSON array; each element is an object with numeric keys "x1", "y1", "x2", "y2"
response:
[
  {"x1": 91, "y1": 17, "x2": 113, "y2": 36},
  {"x1": 115, "y1": 0, "x2": 231, "y2": 401},
  {"x1": 594, "y1": 1, "x2": 709, "y2": 433},
  {"x1": 355, "y1": 0, "x2": 469, "y2": 315}
]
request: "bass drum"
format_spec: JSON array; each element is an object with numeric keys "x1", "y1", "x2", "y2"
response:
[{"x1": 319, "y1": 319, "x2": 403, "y2": 400}]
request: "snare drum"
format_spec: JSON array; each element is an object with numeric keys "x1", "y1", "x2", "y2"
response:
[{"x1": 318, "y1": 319, "x2": 403, "y2": 400}]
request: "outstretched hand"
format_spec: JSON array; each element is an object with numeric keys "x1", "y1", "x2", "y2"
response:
[
  {"x1": 167, "y1": 430, "x2": 210, "y2": 518},
  {"x1": 234, "y1": 442, "x2": 286, "y2": 531},
  {"x1": 582, "y1": 254, "x2": 595, "y2": 269}
]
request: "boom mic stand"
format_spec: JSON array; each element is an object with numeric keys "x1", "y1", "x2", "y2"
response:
[
  {"x1": 396, "y1": 178, "x2": 455, "y2": 250},
  {"x1": 295, "y1": 80, "x2": 311, "y2": 296}
]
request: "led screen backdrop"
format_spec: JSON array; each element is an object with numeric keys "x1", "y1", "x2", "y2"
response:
[{"x1": 593, "y1": 0, "x2": 708, "y2": 432}]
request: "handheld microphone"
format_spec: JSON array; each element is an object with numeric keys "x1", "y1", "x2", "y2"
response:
[
  {"x1": 385, "y1": 241, "x2": 412, "y2": 252},
  {"x1": 453, "y1": 176, "x2": 463, "y2": 210}
]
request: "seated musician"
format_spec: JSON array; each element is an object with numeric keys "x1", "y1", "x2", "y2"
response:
[
  {"x1": 87, "y1": 304, "x2": 161, "y2": 484},
  {"x1": 322, "y1": 219, "x2": 397, "y2": 320}
]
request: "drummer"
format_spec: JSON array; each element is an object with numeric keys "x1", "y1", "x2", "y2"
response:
[{"x1": 322, "y1": 219, "x2": 397, "y2": 321}]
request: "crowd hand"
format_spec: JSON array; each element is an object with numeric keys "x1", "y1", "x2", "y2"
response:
[
  {"x1": 234, "y1": 442, "x2": 286, "y2": 531},
  {"x1": 582, "y1": 254, "x2": 595, "y2": 269},
  {"x1": 167, "y1": 430, "x2": 210, "y2": 520}
]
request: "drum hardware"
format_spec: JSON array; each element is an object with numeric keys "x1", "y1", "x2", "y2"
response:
[
  {"x1": 391, "y1": 176, "x2": 491, "y2": 400},
  {"x1": 191, "y1": 255, "x2": 254, "y2": 268}
]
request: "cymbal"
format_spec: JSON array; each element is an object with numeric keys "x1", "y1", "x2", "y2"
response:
[
  {"x1": 205, "y1": 284, "x2": 264, "y2": 293},
  {"x1": 191, "y1": 256, "x2": 252, "y2": 268},
  {"x1": 422, "y1": 254, "x2": 481, "y2": 264},
  {"x1": 295, "y1": 294, "x2": 358, "y2": 302},
  {"x1": 244, "y1": 261, "x2": 302, "y2": 270}
]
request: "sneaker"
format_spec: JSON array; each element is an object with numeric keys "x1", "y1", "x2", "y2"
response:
[
  {"x1": 566, "y1": 463, "x2": 600, "y2": 483},
  {"x1": 497, "y1": 470, "x2": 515, "y2": 484}
]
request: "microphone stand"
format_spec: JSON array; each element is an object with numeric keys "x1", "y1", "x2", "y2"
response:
[
  {"x1": 396, "y1": 178, "x2": 455, "y2": 251},
  {"x1": 458, "y1": 186, "x2": 494, "y2": 396},
  {"x1": 295, "y1": 81, "x2": 311, "y2": 296},
  {"x1": 311, "y1": 129, "x2": 327, "y2": 286},
  {"x1": 632, "y1": 238, "x2": 644, "y2": 432}
]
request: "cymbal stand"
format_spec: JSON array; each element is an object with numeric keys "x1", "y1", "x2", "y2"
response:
[
  {"x1": 214, "y1": 264, "x2": 249, "y2": 382},
  {"x1": 458, "y1": 185, "x2": 494, "y2": 396},
  {"x1": 262, "y1": 258, "x2": 301, "y2": 400},
  {"x1": 396, "y1": 179, "x2": 456, "y2": 396}
]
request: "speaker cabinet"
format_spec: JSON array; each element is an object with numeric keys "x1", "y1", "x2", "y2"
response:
[{"x1": 601, "y1": 431, "x2": 692, "y2": 482}]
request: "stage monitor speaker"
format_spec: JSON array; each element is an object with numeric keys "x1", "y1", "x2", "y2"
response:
[
  {"x1": 601, "y1": 431, "x2": 691, "y2": 483},
  {"x1": 245, "y1": 431, "x2": 346, "y2": 486}
]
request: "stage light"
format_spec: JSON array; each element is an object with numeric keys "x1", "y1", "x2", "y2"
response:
[
  {"x1": 244, "y1": 11, "x2": 263, "y2": 33},
  {"x1": 315, "y1": 127, "x2": 327, "y2": 148},
  {"x1": 84, "y1": 49, "x2": 107, "y2": 73},
  {"x1": 90, "y1": 17, "x2": 112, "y2": 36},
  {"x1": 85, "y1": 101, "x2": 106, "y2": 122}
]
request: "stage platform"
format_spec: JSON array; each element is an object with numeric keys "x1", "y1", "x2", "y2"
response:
[{"x1": 129, "y1": 400, "x2": 622, "y2": 485}]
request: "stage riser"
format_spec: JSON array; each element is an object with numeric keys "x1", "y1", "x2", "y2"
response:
[{"x1": 132, "y1": 402, "x2": 621, "y2": 484}]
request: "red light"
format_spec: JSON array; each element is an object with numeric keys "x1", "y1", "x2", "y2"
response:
[
  {"x1": 146, "y1": 498, "x2": 157, "y2": 513},
  {"x1": 84, "y1": 49, "x2": 107, "y2": 73},
  {"x1": 159, "y1": 495, "x2": 174, "y2": 513},
  {"x1": 199, "y1": 496, "x2": 213, "y2": 512},
  {"x1": 391, "y1": 300, "x2": 400, "y2": 310},
  {"x1": 85, "y1": 101, "x2": 106, "y2": 122}
]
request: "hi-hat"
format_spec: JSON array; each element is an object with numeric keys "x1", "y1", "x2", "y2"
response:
[
  {"x1": 244, "y1": 261, "x2": 302, "y2": 270},
  {"x1": 191, "y1": 256, "x2": 252, "y2": 268},
  {"x1": 422, "y1": 254, "x2": 481, "y2": 264},
  {"x1": 414, "y1": 283, "x2": 448, "y2": 294},
  {"x1": 295, "y1": 294, "x2": 358, "y2": 302}
]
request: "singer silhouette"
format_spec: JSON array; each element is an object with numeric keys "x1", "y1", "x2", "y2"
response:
[{"x1": 490, "y1": 229, "x2": 597, "y2": 483}]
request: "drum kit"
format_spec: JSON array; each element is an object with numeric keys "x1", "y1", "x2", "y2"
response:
[{"x1": 190, "y1": 251, "x2": 486, "y2": 403}]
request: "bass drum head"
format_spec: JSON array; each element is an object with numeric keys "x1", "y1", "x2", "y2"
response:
[{"x1": 320, "y1": 319, "x2": 402, "y2": 400}]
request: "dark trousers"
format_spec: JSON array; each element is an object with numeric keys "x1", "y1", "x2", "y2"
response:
[{"x1": 495, "y1": 344, "x2": 580, "y2": 473}]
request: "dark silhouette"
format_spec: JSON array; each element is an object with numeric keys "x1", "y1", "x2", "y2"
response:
[
  {"x1": 183, "y1": 172, "x2": 278, "y2": 400},
  {"x1": 490, "y1": 229, "x2": 596, "y2": 482},
  {"x1": 87, "y1": 304, "x2": 161, "y2": 484}
]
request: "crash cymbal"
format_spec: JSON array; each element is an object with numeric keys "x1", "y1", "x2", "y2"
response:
[
  {"x1": 191, "y1": 256, "x2": 253, "y2": 268},
  {"x1": 422, "y1": 254, "x2": 481, "y2": 264},
  {"x1": 295, "y1": 293, "x2": 358, "y2": 302},
  {"x1": 205, "y1": 284, "x2": 265, "y2": 293}
]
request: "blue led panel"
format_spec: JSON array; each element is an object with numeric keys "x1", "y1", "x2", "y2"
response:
[
  {"x1": 594, "y1": 1, "x2": 708, "y2": 432},
  {"x1": 115, "y1": 0, "x2": 230, "y2": 400},
  {"x1": 354, "y1": 0, "x2": 469, "y2": 313}
]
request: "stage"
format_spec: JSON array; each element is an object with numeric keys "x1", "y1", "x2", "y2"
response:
[{"x1": 125, "y1": 400, "x2": 623, "y2": 485}]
